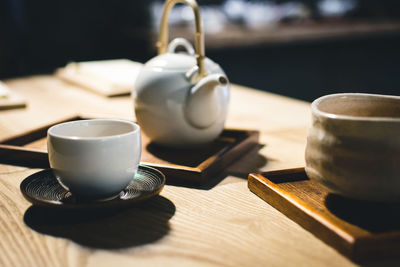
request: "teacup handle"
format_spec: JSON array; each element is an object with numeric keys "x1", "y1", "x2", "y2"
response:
[
  {"x1": 157, "y1": 0, "x2": 206, "y2": 78},
  {"x1": 168, "y1": 38, "x2": 195, "y2": 56}
]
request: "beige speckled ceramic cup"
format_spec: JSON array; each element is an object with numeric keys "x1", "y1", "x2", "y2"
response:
[{"x1": 305, "y1": 93, "x2": 400, "y2": 202}]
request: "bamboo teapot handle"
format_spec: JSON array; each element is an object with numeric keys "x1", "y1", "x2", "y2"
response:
[{"x1": 156, "y1": 0, "x2": 206, "y2": 78}]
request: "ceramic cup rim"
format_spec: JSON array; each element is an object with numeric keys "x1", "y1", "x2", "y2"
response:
[
  {"x1": 311, "y1": 93, "x2": 400, "y2": 123},
  {"x1": 47, "y1": 119, "x2": 140, "y2": 141}
]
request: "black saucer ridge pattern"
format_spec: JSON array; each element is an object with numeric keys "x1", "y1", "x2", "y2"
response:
[
  {"x1": 122, "y1": 167, "x2": 163, "y2": 197},
  {"x1": 20, "y1": 165, "x2": 165, "y2": 209}
]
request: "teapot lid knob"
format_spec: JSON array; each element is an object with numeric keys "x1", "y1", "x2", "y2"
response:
[{"x1": 156, "y1": 0, "x2": 206, "y2": 78}]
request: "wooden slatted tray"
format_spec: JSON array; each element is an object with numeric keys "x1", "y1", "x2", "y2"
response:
[
  {"x1": 0, "y1": 115, "x2": 259, "y2": 183},
  {"x1": 248, "y1": 168, "x2": 400, "y2": 262}
]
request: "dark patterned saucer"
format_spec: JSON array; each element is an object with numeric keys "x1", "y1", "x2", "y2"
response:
[{"x1": 20, "y1": 165, "x2": 165, "y2": 209}]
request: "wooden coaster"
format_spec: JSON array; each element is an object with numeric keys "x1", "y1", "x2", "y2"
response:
[
  {"x1": 0, "y1": 115, "x2": 259, "y2": 183},
  {"x1": 248, "y1": 168, "x2": 400, "y2": 262},
  {"x1": 20, "y1": 165, "x2": 165, "y2": 209}
]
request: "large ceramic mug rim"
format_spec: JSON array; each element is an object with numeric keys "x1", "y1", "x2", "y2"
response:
[
  {"x1": 48, "y1": 119, "x2": 140, "y2": 141},
  {"x1": 311, "y1": 93, "x2": 400, "y2": 122}
]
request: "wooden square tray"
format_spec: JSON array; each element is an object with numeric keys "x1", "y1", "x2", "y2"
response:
[
  {"x1": 248, "y1": 168, "x2": 400, "y2": 262},
  {"x1": 0, "y1": 115, "x2": 259, "y2": 183}
]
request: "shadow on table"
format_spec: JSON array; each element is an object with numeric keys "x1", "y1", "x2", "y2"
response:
[
  {"x1": 325, "y1": 194, "x2": 400, "y2": 233},
  {"x1": 23, "y1": 195, "x2": 175, "y2": 249},
  {"x1": 224, "y1": 144, "x2": 268, "y2": 179}
]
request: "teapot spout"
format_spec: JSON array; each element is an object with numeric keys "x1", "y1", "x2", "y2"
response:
[
  {"x1": 184, "y1": 74, "x2": 229, "y2": 129},
  {"x1": 190, "y1": 74, "x2": 228, "y2": 94}
]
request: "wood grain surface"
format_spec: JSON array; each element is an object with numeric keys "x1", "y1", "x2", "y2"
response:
[{"x1": 0, "y1": 75, "x2": 397, "y2": 266}]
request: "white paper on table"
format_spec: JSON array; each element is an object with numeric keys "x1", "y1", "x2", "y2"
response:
[
  {"x1": 0, "y1": 81, "x2": 10, "y2": 98},
  {"x1": 55, "y1": 59, "x2": 143, "y2": 97},
  {"x1": 0, "y1": 81, "x2": 26, "y2": 110}
]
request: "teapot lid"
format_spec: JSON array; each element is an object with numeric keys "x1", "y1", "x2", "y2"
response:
[{"x1": 145, "y1": 53, "x2": 196, "y2": 72}]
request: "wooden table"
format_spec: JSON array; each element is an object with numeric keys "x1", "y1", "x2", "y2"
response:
[{"x1": 0, "y1": 75, "x2": 397, "y2": 266}]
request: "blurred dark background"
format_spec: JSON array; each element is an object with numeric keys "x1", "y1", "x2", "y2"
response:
[{"x1": 1, "y1": 0, "x2": 400, "y2": 101}]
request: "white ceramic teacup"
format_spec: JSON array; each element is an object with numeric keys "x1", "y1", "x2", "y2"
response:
[
  {"x1": 305, "y1": 93, "x2": 400, "y2": 202},
  {"x1": 47, "y1": 119, "x2": 141, "y2": 200}
]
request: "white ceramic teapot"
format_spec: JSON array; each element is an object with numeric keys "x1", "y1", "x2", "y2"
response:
[{"x1": 134, "y1": 0, "x2": 229, "y2": 147}]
